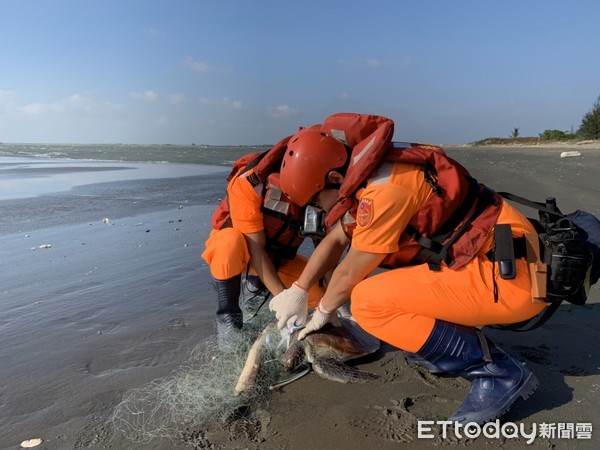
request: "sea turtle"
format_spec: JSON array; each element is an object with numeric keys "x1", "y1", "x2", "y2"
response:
[{"x1": 272, "y1": 316, "x2": 381, "y2": 387}]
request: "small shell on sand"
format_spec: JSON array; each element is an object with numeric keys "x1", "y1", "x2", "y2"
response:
[{"x1": 20, "y1": 438, "x2": 43, "y2": 448}]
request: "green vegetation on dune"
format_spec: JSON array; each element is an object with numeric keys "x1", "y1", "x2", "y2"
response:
[{"x1": 473, "y1": 94, "x2": 600, "y2": 146}]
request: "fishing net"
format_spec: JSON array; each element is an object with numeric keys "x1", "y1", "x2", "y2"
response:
[{"x1": 111, "y1": 292, "x2": 286, "y2": 444}]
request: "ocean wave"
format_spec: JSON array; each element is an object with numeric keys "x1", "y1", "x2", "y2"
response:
[{"x1": 0, "y1": 143, "x2": 267, "y2": 166}]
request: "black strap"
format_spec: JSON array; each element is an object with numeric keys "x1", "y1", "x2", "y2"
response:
[
  {"x1": 240, "y1": 150, "x2": 270, "y2": 178},
  {"x1": 497, "y1": 192, "x2": 563, "y2": 217},
  {"x1": 405, "y1": 177, "x2": 486, "y2": 270},
  {"x1": 475, "y1": 328, "x2": 493, "y2": 362},
  {"x1": 491, "y1": 299, "x2": 563, "y2": 332},
  {"x1": 432, "y1": 185, "x2": 496, "y2": 270}
]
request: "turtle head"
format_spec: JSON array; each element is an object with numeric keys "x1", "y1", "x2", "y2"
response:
[{"x1": 280, "y1": 341, "x2": 306, "y2": 371}]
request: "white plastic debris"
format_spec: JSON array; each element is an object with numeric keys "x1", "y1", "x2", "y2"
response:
[
  {"x1": 560, "y1": 151, "x2": 581, "y2": 158},
  {"x1": 32, "y1": 244, "x2": 51, "y2": 251},
  {"x1": 103, "y1": 217, "x2": 110, "y2": 224},
  {"x1": 20, "y1": 438, "x2": 43, "y2": 448}
]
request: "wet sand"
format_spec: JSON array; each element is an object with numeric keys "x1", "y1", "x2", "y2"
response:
[{"x1": 1, "y1": 147, "x2": 599, "y2": 449}]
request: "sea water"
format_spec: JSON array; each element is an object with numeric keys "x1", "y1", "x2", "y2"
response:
[
  {"x1": 0, "y1": 143, "x2": 268, "y2": 233},
  {"x1": 0, "y1": 142, "x2": 268, "y2": 166}
]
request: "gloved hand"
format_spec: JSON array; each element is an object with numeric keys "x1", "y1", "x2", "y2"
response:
[
  {"x1": 298, "y1": 301, "x2": 341, "y2": 340},
  {"x1": 268, "y1": 282, "x2": 309, "y2": 333}
]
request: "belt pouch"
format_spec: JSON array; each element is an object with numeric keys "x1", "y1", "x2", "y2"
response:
[{"x1": 494, "y1": 224, "x2": 516, "y2": 279}]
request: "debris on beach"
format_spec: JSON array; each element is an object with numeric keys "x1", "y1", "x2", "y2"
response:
[
  {"x1": 20, "y1": 438, "x2": 43, "y2": 448},
  {"x1": 102, "y1": 217, "x2": 110, "y2": 224},
  {"x1": 32, "y1": 244, "x2": 52, "y2": 251},
  {"x1": 560, "y1": 151, "x2": 581, "y2": 158}
]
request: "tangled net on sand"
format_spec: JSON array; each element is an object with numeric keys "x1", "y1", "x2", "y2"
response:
[{"x1": 111, "y1": 296, "x2": 284, "y2": 443}]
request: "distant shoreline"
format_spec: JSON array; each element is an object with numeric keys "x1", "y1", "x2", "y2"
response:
[{"x1": 455, "y1": 138, "x2": 600, "y2": 149}]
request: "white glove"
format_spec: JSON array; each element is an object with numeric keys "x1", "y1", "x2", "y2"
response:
[
  {"x1": 269, "y1": 282, "x2": 309, "y2": 333},
  {"x1": 298, "y1": 301, "x2": 341, "y2": 340}
]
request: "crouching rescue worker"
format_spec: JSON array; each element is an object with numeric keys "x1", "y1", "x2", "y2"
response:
[
  {"x1": 269, "y1": 112, "x2": 548, "y2": 425},
  {"x1": 201, "y1": 131, "x2": 348, "y2": 350}
]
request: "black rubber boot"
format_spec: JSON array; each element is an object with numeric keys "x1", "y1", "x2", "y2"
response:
[
  {"x1": 214, "y1": 275, "x2": 243, "y2": 351},
  {"x1": 240, "y1": 274, "x2": 269, "y2": 303},
  {"x1": 415, "y1": 320, "x2": 539, "y2": 425}
]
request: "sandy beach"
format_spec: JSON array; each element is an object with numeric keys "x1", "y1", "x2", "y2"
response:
[{"x1": 1, "y1": 146, "x2": 599, "y2": 449}]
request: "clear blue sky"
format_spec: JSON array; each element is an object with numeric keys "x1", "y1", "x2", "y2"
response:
[{"x1": 1, "y1": 0, "x2": 599, "y2": 145}]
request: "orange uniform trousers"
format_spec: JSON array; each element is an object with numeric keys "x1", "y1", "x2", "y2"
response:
[
  {"x1": 202, "y1": 227, "x2": 324, "y2": 308},
  {"x1": 351, "y1": 255, "x2": 547, "y2": 353}
]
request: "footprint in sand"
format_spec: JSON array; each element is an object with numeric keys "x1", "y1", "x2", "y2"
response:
[
  {"x1": 560, "y1": 365, "x2": 591, "y2": 376},
  {"x1": 409, "y1": 363, "x2": 470, "y2": 390},
  {"x1": 73, "y1": 415, "x2": 112, "y2": 448},
  {"x1": 378, "y1": 353, "x2": 470, "y2": 389},
  {"x1": 351, "y1": 395, "x2": 463, "y2": 444},
  {"x1": 512, "y1": 344, "x2": 552, "y2": 365}
]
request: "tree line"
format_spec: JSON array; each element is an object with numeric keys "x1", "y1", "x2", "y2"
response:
[
  {"x1": 506, "y1": 96, "x2": 600, "y2": 143},
  {"x1": 529, "y1": 94, "x2": 600, "y2": 141}
]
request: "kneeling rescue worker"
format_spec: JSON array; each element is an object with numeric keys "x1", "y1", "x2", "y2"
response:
[
  {"x1": 269, "y1": 112, "x2": 548, "y2": 425},
  {"x1": 201, "y1": 129, "x2": 347, "y2": 350}
]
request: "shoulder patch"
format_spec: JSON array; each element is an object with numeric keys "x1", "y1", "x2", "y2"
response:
[
  {"x1": 246, "y1": 172, "x2": 262, "y2": 187},
  {"x1": 357, "y1": 198, "x2": 373, "y2": 228}
]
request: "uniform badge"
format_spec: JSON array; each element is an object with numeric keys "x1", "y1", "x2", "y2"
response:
[{"x1": 357, "y1": 198, "x2": 373, "y2": 228}]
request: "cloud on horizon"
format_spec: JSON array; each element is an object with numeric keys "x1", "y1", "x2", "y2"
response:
[
  {"x1": 338, "y1": 57, "x2": 412, "y2": 68},
  {"x1": 183, "y1": 57, "x2": 211, "y2": 73},
  {"x1": 267, "y1": 104, "x2": 297, "y2": 118},
  {"x1": 130, "y1": 91, "x2": 159, "y2": 101}
]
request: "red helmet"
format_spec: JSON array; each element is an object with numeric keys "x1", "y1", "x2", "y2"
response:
[{"x1": 280, "y1": 130, "x2": 348, "y2": 206}]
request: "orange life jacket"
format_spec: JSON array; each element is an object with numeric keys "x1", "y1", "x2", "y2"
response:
[
  {"x1": 319, "y1": 112, "x2": 502, "y2": 270},
  {"x1": 211, "y1": 136, "x2": 305, "y2": 260}
]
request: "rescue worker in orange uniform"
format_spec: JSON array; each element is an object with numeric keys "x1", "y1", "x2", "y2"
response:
[
  {"x1": 201, "y1": 132, "x2": 346, "y2": 350},
  {"x1": 269, "y1": 117, "x2": 547, "y2": 425}
]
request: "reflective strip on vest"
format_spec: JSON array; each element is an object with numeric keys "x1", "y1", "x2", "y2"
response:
[
  {"x1": 330, "y1": 128, "x2": 348, "y2": 144},
  {"x1": 353, "y1": 136, "x2": 377, "y2": 165},
  {"x1": 264, "y1": 183, "x2": 290, "y2": 215}
]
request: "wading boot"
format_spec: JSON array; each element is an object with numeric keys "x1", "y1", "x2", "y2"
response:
[
  {"x1": 414, "y1": 320, "x2": 539, "y2": 425},
  {"x1": 214, "y1": 275, "x2": 243, "y2": 352},
  {"x1": 240, "y1": 273, "x2": 269, "y2": 303}
]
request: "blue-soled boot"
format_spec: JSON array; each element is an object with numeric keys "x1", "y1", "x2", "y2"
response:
[
  {"x1": 214, "y1": 275, "x2": 243, "y2": 351},
  {"x1": 415, "y1": 320, "x2": 539, "y2": 425}
]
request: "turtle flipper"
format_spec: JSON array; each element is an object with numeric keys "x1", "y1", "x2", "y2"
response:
[{"x1": 312, "y1": 356, "x2": 379, "y2": 384}]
